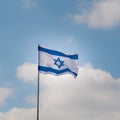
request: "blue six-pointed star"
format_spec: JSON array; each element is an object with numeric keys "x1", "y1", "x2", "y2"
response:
[{"x1": 54, "y1": 57, "x2": 64, "y2": 69}]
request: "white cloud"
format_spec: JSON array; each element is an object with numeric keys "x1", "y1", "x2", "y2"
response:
[
  {"x1": 67, "y1": 0, "x2": 120, "y2": 28},
  {"x1": 21, "y1": 0, "x2": 37, "y2": 9},
  {"x1": 26, "y1": 95, "x2": 37, "y2": 105},
  {"x1": 0, "y1": 88, "x2": 13, "y2": 105},
  {"x1": 0, "y1": 107, "x2": 36, "y2": 120},
  {"x1": 16, "y1": 62, "x2": 120, "y2": 119},
  {"x1": 16, "y1": 63, "x2": 37, "y2": 82},
  {"x1": 40, "y1": 64, "x2": 120, "y2": 120},
  {"x1": 67, "y1": 36, "x2": 73, "y2": 44}
]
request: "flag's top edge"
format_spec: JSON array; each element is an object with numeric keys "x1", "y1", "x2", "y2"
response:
[{"x1": 38, "y1": 46, "x2": 78, "y2": 60}]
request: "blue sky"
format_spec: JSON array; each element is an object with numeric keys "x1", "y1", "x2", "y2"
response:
[{"x1": 0, "y1": 0, "x2": 120, "y2": 120}]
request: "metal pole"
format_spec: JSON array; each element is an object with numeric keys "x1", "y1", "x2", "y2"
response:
[
  {"x1": 37, "y1": 45, "x2": 40, "y2": 120},
  {"x1": 37, "y1": 72, "x2": 39, "y2": 120}
]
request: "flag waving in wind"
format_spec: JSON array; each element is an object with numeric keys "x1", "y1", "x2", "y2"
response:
[{"x1": 38, "y1": 46, "x2": 79, "y2": 78}]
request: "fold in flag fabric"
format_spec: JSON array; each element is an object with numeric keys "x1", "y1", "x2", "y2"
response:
[{"x1": 38, "y1": 46, "x2": 79, "y2": 78}]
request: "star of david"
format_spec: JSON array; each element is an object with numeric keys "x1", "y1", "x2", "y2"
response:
[{"x1": 54, "y1": 57, "x2": 64, "y2": 69}]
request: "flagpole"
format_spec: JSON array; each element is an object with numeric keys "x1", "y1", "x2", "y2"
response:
[
  {"x1": 37, "y1": 45, "x2": 40, "y2": 120},
  {"x1": 37, "y1": 72, "x2": 39, "y2": 120}
]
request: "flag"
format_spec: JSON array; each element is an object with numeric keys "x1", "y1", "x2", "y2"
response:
[{"x1": 38, "y1": 46, "x2": 78, "y2": 78}]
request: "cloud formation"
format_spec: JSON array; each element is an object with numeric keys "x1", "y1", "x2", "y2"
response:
[
  {"x1": 17, "y1": 63, "x2": 37, "y2": 82},
  {"x1": 67, "y1": 36, "x2": 73, "y2": 44},
  {"x1": 40, "y1": 64, "x2": 120, "y2": 120},
  {"x1": 0, "y1": 88, "x2": 13, "y2": 105},
  {"x1": 0, "y1": 107, "x2": 36, "y2": 120},
  {"x1": 67, "y1": 0, "x2": 120, "y2": 28},
  {"x1": 26, "y1": 95, "x2": 37, "y2": 105},
  {"x1": 21, "y1": 0, "x2": 37, "y2": 9},
  {"x1": 16, "y1": 62, "x2": 120, "y2": 119}
]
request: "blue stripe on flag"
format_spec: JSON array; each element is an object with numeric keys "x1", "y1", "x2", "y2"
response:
[
  {"x1": 38, "y1": 46, "x2": 78, "y2": 60},
  {"x1": 38, "y1": 66, "x2": 77, "y2": 77}
]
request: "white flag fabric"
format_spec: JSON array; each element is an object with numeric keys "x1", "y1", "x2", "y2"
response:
[{"x1": 38, "y1": 46, "x2": 78, "y2": 78}]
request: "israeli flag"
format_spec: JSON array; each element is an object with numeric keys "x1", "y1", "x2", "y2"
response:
[{"x1": 38, "y1": 46, "x2": 79, "y2": 78}]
